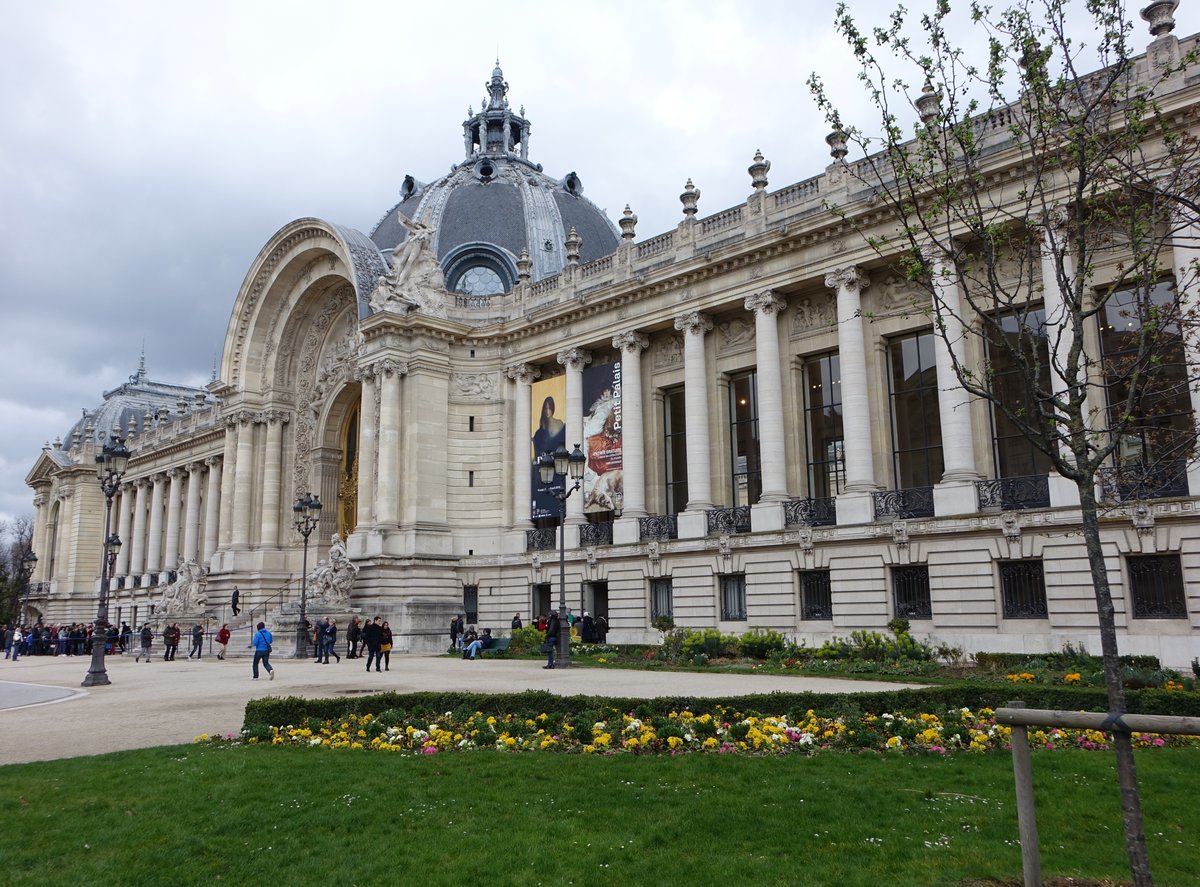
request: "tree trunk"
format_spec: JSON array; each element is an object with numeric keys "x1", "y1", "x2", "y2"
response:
[{"x1": 1077, "y1": 481, "x2": 1153, "y2": 886}]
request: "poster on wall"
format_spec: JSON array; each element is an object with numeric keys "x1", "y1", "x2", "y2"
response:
[
  {"x1": 530, "y1": 375, "x2": 567, "y2": 521},
  {"x1": 582, "y1": 360, "x2": 623, "y2": 515}
]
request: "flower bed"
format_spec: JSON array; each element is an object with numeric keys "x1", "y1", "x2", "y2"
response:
[{"x1": 200, "y1": 705, "x2": 1200, "y2": 757}]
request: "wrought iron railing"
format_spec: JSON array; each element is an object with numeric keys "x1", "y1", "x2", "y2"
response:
[
  {"x1": 707, "y1": 506, "x2": 751, "y2": 535},
  {"x1": 892, "y1": 565, "x2": 933, "y2": 619},
  {"x1": 1098, "y1": 460, "x2": 1189, "y2": 503},
  {"x1": 872, "y1": 486, "x2": 935, "y2": 520},
  {"x1": 999, "y1": 560, "x2": 1049, "y2": 618},
  {"x1": 638, "y1": 514, "x2": 678, "y2": 541},
  {"x1": 784, "y1": 497, "x2": 837, "y2": 527},
  {"x1": 580, "y1": 521, "x2": 613, "y2": 546},
  {"x1": 525, "y1": 528, "x2": 557, "y2": 552},
  {"x1": 975, "y1": 475, "x2": 1051, "y2": 511}
]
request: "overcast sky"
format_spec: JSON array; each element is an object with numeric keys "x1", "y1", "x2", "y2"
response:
[{"x1": 0, "y1": 0, "x2": 1191, "y2": 530}]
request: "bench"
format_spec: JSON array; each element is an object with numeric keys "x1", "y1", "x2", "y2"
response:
[{"x1": 477, "y1": 637, "x2": 511, "y2": 658}]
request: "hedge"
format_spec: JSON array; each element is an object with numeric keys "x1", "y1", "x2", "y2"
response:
[
  {"x1": 973, "y1": 651, "x2": 1162, "y2": 671},
  {"x1": 242, "y1": 683, "x2": 1200, "y2": 732}
]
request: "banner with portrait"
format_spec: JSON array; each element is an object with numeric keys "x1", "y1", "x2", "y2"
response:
[
  {"x1": 530, "y1": 375, "x2": 567, "y2": 521},
  {"x1": 582, "y1": 361, "x2": 623, "y2": 515}
]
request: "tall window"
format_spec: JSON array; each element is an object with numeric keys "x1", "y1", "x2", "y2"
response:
[
  {"x1": 651, "y1": 577, "x2": 674, "y2": 620},
  {"x1": 999, "y1": 560, "x2": 1048, "y2": 619},
  {"x1": 1100, "y1": 282, "x2": 1192, "y2": 467},
  {"x1": 719, "y1": 574, "x2": 747, "y2": 621},
  {"x1": 663, "y1": 388, "x2": 689, "y2": 514},
  {"x1": 888, "y1": 332, "x2": 944, "y2": 488},
  {"x1": 804, "y1": 353, "x2": 845, "y2": 497},
  {"x1": 463, "y1": 584, "x2": 479, "y2": 624},
  {"x1": 1127, "y1": 555, "x2": 1188, "y2": 619},
  {"x1": 799, "y1": 569, "x2": 833, "y2": 620},
  {"x1": 986, "y1": 309, "x2": 1053, "y2": 478},
  {"x1": 729, "y1": 372, "x2": 762, "y2": 506},
  {"x1": 892, "y1": 565, "x2": 932, "y2": 619}
]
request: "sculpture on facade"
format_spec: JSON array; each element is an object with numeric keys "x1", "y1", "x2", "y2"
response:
[
  {"x1": 309, "y1": 533, "x2": 359, "y2": 606},
  {"x1": 156, "y1": 559, "x2": 209, "y2": 615},
  {"x1": 369, "y1": 214, "x2": 448, "y2": 317}
]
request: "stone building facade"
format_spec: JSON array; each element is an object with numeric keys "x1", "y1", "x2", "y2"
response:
[{"x1": 25, "y1": 23, "x2": 1200, "y2": 666}]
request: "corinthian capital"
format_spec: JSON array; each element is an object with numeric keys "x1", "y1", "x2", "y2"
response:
[
  {"x1": 673, "y1": 311, "x2": 713, "y2": 336},
  {"x1": 744, "y1": 290, "x2": 787, "y2": 317},
  {"x1": 557, "y1": 348, "x2": 592, "y2": 372},
  {"x1": 824, "y1": 266, "x2": 869, "y2": 293},
  {"x1": 611, "y1": 331, "x2": 650, "y2": 354},
  {"x1": 506, "y1": 363, "x2": 541, "y2": 386}
]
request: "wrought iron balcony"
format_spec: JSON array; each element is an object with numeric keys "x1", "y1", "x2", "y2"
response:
[
  {"x1": 580, "y1": 520, "x2": 614, "y2": 546},
  {"x1": 707, "y1": 505, "x2": 751, "y2": 535},
  {"x1": 1098, "y1": 459, "x2": 1189, "y2": 503},
  {"x1": 872, "y1": 486, "x2": 935, "y2": 520},
  {"x1": 975, "y1": 474, "x2": 1051, "y2": 511},
  {"x1": 638, "y1": 514, "x2": 678, "y2": 541},
  {"x1": 784, "y1": 496, "x2": 837, "y2": 527},
  {"x1": 525, "y1": 527, "x2": 557, "y2": 552}
]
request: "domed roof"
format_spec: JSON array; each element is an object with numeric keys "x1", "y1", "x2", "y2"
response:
[{"x1": 370, "y1": 64, "x2": 619, "y2": 296}]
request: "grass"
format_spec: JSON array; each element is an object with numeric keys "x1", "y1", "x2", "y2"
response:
[{"x1": 2, "y1": 745, "x2": 1197, "y2": 886}]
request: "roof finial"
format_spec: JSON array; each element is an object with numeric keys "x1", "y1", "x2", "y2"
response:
[{"x1": 211, "y1": 353, "x2": 218, "y2": 383}]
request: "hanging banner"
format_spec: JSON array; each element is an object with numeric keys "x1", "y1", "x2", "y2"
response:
[
  {"x1": 530, "y1": 375, "x2": 567, "y2": 521},
  {"x1": 582, "y1": 360, "x2": 623, "y2": 514}
]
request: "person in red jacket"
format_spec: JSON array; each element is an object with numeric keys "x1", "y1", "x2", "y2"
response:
[{"x1": 216, "y1": 624, "x2": 231, "y2": 660}]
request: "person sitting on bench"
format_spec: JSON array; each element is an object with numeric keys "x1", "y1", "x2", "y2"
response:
[{"x1": 462, "y1": 627, "x2": 493, "y2": 660}]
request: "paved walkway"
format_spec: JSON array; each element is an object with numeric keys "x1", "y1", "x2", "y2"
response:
[{"x1": 0, "y1": 652, "x2": 924, "y2": 766}]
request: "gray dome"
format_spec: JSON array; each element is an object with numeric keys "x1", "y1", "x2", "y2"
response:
[{"x1": 370, "y1": 65, "x2": 619, "y2": 295}]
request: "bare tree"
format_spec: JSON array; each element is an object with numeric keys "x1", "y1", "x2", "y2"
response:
[
  {"x1": 0, "y1": 517, "x2": 35, "y2": 624},
  {"x1": 810, "y1": 1, "x2": 1199, "y2": 883}
]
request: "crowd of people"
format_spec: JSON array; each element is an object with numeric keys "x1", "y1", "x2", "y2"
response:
[{"x1": 3, "y1": 620, "x2": 126, "y2": 659}]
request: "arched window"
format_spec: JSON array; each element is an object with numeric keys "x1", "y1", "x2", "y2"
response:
[{"x1": 443, "y1": 244, "x2": 516, "y2": 298}]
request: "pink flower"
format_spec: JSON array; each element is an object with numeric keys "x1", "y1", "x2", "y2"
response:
[
  {"x1": 422, "y1": 745, "x2": 439, "y2": 755},
  {"x1": 1153, "y1": 737, "x2": 1166, "y2": 747}
]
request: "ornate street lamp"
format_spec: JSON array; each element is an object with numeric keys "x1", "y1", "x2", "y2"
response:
[
  {"x1": 83, "y1": 430, "x2": 130, "y2": 687},
  {"x1": 537, "y1": 442, "x2": 587, "y2": 668},
  {"x1": 16, "y1": 551, "x2": 36, "y2": 623},
  {"x1": 292, "y1": 492, "x2": 322, "y2": 659}
]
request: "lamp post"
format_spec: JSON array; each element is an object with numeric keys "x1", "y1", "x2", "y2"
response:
[
  {"x1": 537, "y1": 443, "x2": 587, "y2": 668},
  {"x1": 83, "y1": 431, "x2": 130, "y2": 687},
  {"x1": 292, "y1": 492, "x2": 322, "y2": 659},
  {"x1": 16, "y1": 551, "x2": 36, "y2": 624}
]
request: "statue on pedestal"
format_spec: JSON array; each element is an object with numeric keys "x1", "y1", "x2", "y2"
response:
[
  {"x1": 368, "y1": 214, "x2": 448, "y2": 317},
  {"x1": 156, "y1": 559, "x2": 209, "y2": 616},
  {"x1": 309, "y1": 533, "x2": 359, "y2": 606}
]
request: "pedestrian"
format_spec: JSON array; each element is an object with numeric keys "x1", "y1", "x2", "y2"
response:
[
  {"x1": 347, "y1": 616, "x2": 362, "y2": 659},
  {"x1": 511, "y1": 612, "x2": 523, "y2": 630},
  {"x1": 188, "y1": 623, "x2": 204, "y2": 659},
  {"x1": 2, "y1": 624, "x2": 12, "y2": 660},
  {"x1": 543, "y1": 611, "x2": 560, "y2": 669},
  {"x1": 119, "y1": 622, "x2": 132, "y2": 653},
  {"x1": 10, "y1": 626, "x2": 22, "y2": 662},
  {"x1": 134, "y1": 623, "x2": 153, "y2": 662},
  {"x1": 216, "y1": 624, "x2": 231, "y2": 660},
  {"x1": 251, "y1": 621, "x2": 274, "y2": 680},
  {"x1": 596, "y1": 614, "x2": 609, "y2": 643},
  {"x1": 231, "y1": 586, "x2": 241, "y2": 617},
  {"x1": 321, "y1": 619, "x2": 341, "y2": 664},
  {"x1": 380, "y1": 621, "x2": 393, "y2": 671},
  {"x1": 450, "y1": 614, "x2": 463, "y2": 651},
  {"x1": 363, "y1": 616, "x2": 384, "y2": 673},
  {"x1": 581, "y1": 611, "x2": 595, "y2": 644},
  {"x1": 161, "y1": 623, "x2": 173, "y2": 661}
]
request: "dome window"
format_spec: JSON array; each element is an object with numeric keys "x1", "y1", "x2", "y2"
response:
[{"x1": 443, "y1": 243, "x2": 517, "y2": 298}]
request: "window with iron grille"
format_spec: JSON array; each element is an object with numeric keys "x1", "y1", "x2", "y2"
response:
[
  {"x1": 650, "y1": 577, "x2": 673, "y2": 620},
  {"x1": 720, "y1": 573, "x2": 747, "y2": 621},
  {"x1": 1127, "y1": 554, "x2": 1188, "y2": 619},
  {"x1": 891, "y1": 565, "x2": 932, "y2": 619},
  {"x1": 800, "y1": 570, "x2": 833, "y2": 620},
  {"x1": 463, "y1": 584, "x2": 479, "y2": 624},
  {"x1": 998, "y1": 560, "x2": 1048, "y2": 619}
]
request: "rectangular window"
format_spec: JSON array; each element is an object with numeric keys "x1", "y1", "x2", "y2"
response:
[
  {"x1": 719, "y1": 573, "x2": 747, "y2": 621},
  {"x1": 729, "y1": 371, "x2": 762, "y2": 506},
  {"x1": 1127, "y1": 554, "x2": 1188, "y2": 619},
  {"x1": 985, "y1": 308, "x2": 1053, "y2": 478},
  {"x1": 463, "y1": 584, "x2": 479, "y2": 624},
  {"x1": 532, "y1": 583, "x2": 552, "y2": 620},
  {"x1": 887, "y1": 332, "x2": 944, "y2": 488},
  {"x1": 804, "y1": 353, "x2": 845, "y2": 497},
  {"x1": 999, "y1": 560, "x2": 1048, "y2": 619},
  {"x1": 799, "y1": 569, "x2": 833, "y2": 620},
  {"x1": 650, "y1": 577, "x2": 674, "y2": 620},
  {"x1": 663, "y1": 387, "x2": 689, "y2": 514},
  {"x1": 891, "y1": 565, "x2": 932, "y2": 620}
]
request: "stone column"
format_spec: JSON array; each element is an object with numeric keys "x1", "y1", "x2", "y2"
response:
[
  {"x1": 826, "y1": 267, "x2": 878, "y2": 524},
  {"x1": 674, "y1": 311, "x2": 714, "y2": 512},
  {"x1": 145, "y1": 473, "x2": 166, "y2": 580},
  {"x1": 260, "y1": 411, "x2": 286, "y2": 547},
  {"x1": 557, "y1": 347, "x2": 592, "y2": 525},
  {"x1": 1170, "y1": 217, "x2": 1200, "y2": 495},
  {"x1": 376, "y1": 359, "x2": 406, "y2": 527},
  {"x1": 30, "y1": 492, "x2": 48, "y2": 583},
  {"x1": 182, "y1": 463, "x2": 203, "y2": 562},
  {"x1": 612, "y1": 331, "x2": 650, "y2": 517},
  {"x1": 507, "y1": 363, "x2": 541, "y2": 528},
  {"x1": 217, "y1": 417, "x2": 238, "y2": 545},
  {"x1": 127, "y1": 479, "x2": 149, "y2": 578},
  {"x1": 113, "y1": 485, "x2": 132, "y2": 577},
  {"x1": 231, "y1": 412, "x2": 256, "y2": 547},
  {"x1": 202, "y1": 457, "x2": 222, "y2": 564},
  {"x1": 163, "y1": 468, "x2": 183, "y2": 573},
  {"x1": 355, "y1": 364, "x2": 378, "y2": 529},
  {"x1": 745, "y1": 291, "x2": 789, "y2": 502}
]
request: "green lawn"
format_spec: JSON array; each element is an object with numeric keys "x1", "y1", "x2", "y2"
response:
[{"x1": 2, "y1": 745, "x2": 1197, "y2": 886}]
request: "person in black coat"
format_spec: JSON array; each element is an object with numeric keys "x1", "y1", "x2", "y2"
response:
[
  {"x1": 544, "y1": 611, "x2": 561, "y2": 669},
  {"x1": 362, "y1": 616, "x2": 384, "y2": 672},
  {"x1": 347, "y1": 616, "x2": 362, "y2": 658},
  {"x1": 230, "y1": 586, "x2": 240, "y2": 617}
]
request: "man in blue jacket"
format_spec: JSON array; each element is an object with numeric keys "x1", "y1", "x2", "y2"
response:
[{"x1": 251, "y1": 621, "x2": 274, "y2": 680}]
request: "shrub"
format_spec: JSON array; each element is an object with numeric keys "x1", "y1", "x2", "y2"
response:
[
  {"x1": 737, "y1": 627, "x2": 787, "y2": 660},
  {"x1": 650, "y1": 615, "x2": 676, "y2": 634},
  {"x1": 680, "y1": 628, "x2": 737, "y2": 660},
  {"x1": 508, "y1": 626, "x2": 546, "y2": 655}
]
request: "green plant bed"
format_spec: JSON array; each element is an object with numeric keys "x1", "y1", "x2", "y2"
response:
[{"x1": 2, "y1": 745, "x2": 1198, "y2": 886}]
